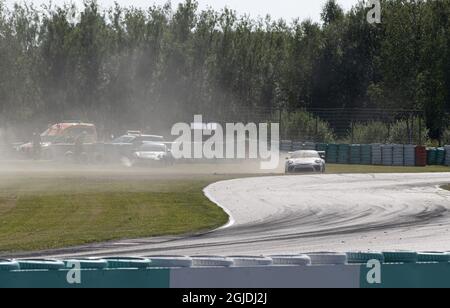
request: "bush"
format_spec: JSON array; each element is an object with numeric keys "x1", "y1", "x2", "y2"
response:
[
  {"x1": 388, "y1": 118, "x2": 429, "y2": 145},
  {"x1": 442, "y1": 128, "x2": 450, "y2": 145},
  {"x1": 344, "y1": 118, "x2": 429, "y2": 145},
  {"x1": 281, "y1": 110, "x2": 335, "y2": 142},
  {"x1": 347, "y1": 121, "x2": 390, "y2": 144}
]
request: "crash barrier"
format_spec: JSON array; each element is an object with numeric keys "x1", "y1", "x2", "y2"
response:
[
  {"x1": 350, "y1": 145, "x2": 361, "y2": 165},
  {"x1": 381, "y1": 145, "x2": 393, "y2": 166},
  {"x1": 372, "y1": 144, "x2": 382, "y2": 165},
  {"x1": 2, "y1": 252, "x2": 450, "y2": 288},
  {"x1": 416, "y1": 146, "x2": 427, "y2": 166},
  {"x1": 446, "y1": 146, "x2": 450, "y2": 166},
  {"x1": 281, "y1": 142, "x2": 450, "y2": 167},
  {"x1": 404, "y1": 145, "x2": 416, "y2": 166}
]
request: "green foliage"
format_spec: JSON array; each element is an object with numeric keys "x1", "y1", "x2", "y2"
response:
[
  {"x1": 281, "y1": 110, "x2": 335, "y2": 142},
  {"x1": 442, "y1": 128, "x2": 450, "y2": 145},
  {"x1": 348, "y1": 121, "x2": 390, "y2": 144},
  {"x1": 388, "y1": 117, "x2": 429, "y2": 145},
  {"x1": 0, "y1": 0, "x2": 448, "y2": 141},
  {"x1": 347, "y1": 118, "x2": 429, "y2": 145}
]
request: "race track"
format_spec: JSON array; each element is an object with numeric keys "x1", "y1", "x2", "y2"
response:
[{"x1": 18, "y1": 173, "x2": 450, "y2": 258}]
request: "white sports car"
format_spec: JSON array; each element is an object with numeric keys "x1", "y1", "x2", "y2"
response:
[
  {"x1": 285, "y1": 150, "x2": 326, "y2": 174},
  {"x1": 130, "y1": 142, "x2": 172, "y2": 166}
]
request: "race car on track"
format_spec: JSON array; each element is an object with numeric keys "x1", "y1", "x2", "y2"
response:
[{"x1": 285, "y1": 150, "x2": 326, "y2": 174}]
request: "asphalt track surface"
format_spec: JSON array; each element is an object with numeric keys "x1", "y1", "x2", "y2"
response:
[{"x1": 17, "y1": 173, "x2": 450, "y2": 258}]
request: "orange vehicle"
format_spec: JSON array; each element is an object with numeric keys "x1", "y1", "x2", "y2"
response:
[{"x1": 17, "y1": 122, "x2": 98, "y2": 159}]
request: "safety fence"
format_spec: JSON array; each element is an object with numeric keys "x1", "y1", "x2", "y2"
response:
[
  {"x1": 1, "y1": 252, "x2": 450, "y2": 288},
  {"x1": 282, "y1": 141, "x2": 450, "y2": 167},
  {"x1": 201, "y1": 107, "x2": 428, "y2": 144}
]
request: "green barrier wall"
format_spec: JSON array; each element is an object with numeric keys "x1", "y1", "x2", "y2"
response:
[
  {"x1": 0, "y1": 269, "x2": 170, "y2": 288},
  {"x1": 360, "y1": 263, "x2": 450, "y2": 288},
  {"x1": 1, "y1": 263, "x2": 450, "y2": 288}
]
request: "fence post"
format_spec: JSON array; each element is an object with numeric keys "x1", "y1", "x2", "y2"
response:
[
  {"x1": 351, "y1": 120, "x2": 354, "y2": 144},
  {"x1": 406, "y1": 116, "x2": 412, "y2": 145},
  {"x1": 315, "y1": 117, "x2": 319, "y2": 142},
  {"x1": 279, "y1": 107, "x2": 283, "y2": 140},
  {"x1": 418, "y1": 116, "x2": 422, "y2": 146}
]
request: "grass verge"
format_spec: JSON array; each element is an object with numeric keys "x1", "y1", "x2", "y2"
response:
[
  {"x1": 0, "y1": 161, "x2": 448, "y2": 253},
  {"x1": 0, "y1": 175, "x2": 229, "y2": 253}
]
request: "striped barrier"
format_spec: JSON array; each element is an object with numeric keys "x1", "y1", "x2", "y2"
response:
[
  {"x1": 1, "y1": 253, "x2": 450, "y2": 288},
  {"x1": 281, "y1": 141, "x2": 450, "y2": 167}
]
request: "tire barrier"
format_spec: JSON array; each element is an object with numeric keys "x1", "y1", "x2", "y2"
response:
[
  {"x1": 360, "y1": 144, "x2": 372, "y2": 165},
  {"x1": 371, "y1": 144, "x2": 382, "y2": 165},
  {"x1": 346, "y1": 252, "x2": 385, "y2": 264},
  {"x1": 303, "y1": 142, "x2": 316, "y2": 150},
  {"x1": 316, "y1": 143, "x2": 328, "y2": 152},
  {"x1": 4, "y1": 252, "x2": 450, "y2": 288},
  {"x1": 63, "y1": 258, "x2": 108, "y2": 270},
  {"x1": 415, "y1": 146, "x2": 427, "y2": 166},
  {"x1": 292, "y1": 141, "x2": 316, "y2": 151},
  {"x1": 404, "y1": 145, "x2": 416, "y2": 166},
  {"x1": 292, "y1": 141, "x2": 303, "y2": 151},
  {"x1": 326, "y1": 144, "x2": 338, "y2": 163},
  {"x1": 427, "y1": 147, "x2": 437, "y2": 165},
  {"x1": 280, "y1": 141, "x2": 450, "y2": 167},
  {"x1": 382, "y1": 251, "x2": 418, "y2": 264},
  {"x1": 280, "y1": 140, "x2": 292, "y2": 152},
  {"x1": 417, "y1": 252, "x2": 450, "y2": 263},
  {"x1": 381, "y1": 144, "x2": 393, "y2": 166},
  {"x1": 102, "y1": 257, "x2": 151, "y2": 269},
  {"x1": 436, "y1": 148, "x2": 445, "y2": 165},
  {"x1": 146, "y1": 256, "x2": 193, "y2": 268},
  {"x1": 350, "y1": 144, "x2": 361, "y2": 164},
  {"x1": 338, "y1": 144, "x2": 350, "y2": 164},
  {"x1": 446, "y1": 145, "x2": 450, "y2": 166},
  {"x1": 392, "y1": 144, "x2": 404, "y2": 166},
  {"x1": 191, "y1": 256, "x2": 234, "y2": 267},
  {"x1": 0, "y1": 259, "x2": 20, "y2": 271},
  {"x1": 16, "y1": 259, "x2": 66, "y2": 270},
  {"x1": 269, "y1": 255, "x2": 311, "y2": 266},
  {"x1": 229, "y1": 256, "x2": 273, "y2": 267},
  {"x1": 306, "y1": 252, "x2": 348, "y2": 265}
]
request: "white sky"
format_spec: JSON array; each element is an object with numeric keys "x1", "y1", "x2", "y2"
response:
[{"x1": 4, "y1": 0, "x2": 360, "y2": 22}]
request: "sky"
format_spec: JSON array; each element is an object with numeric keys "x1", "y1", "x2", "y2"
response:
[{"x1": 4, "y1": 0, "x2": 360, "y2": 22}]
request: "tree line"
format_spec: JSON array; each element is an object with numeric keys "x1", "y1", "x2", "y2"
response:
[{"x1": 0, "y1": 0, "x2": 449, "y2": 142}]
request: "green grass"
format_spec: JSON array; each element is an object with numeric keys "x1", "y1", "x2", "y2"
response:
[
  {"x1": 326, "y1": 164, "x2": 450, "y2": 174},
  {"x1": 0, "y1": 175, "x2": 229, "y2": 253},
  {"x1": 0, "y1": 161, "x2": 448, "y2": 253},
  {"x1": 442, "y1": 185, "x2": 450, "y2": 191}
]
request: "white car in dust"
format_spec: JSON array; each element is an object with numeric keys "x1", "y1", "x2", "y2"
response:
[
  {"x1": 130, "y1": 142, "x2": 172, "y2": 166},
  {"x1": 285, "y1": 150, "x2": 326, "y2": 174}
]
